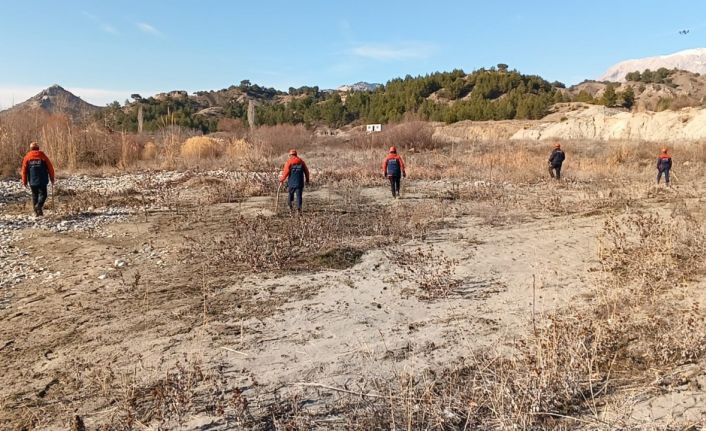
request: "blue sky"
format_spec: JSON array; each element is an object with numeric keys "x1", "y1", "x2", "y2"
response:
[{"x1": 1, "y1": 0, "x2": 705, "y2": 108}]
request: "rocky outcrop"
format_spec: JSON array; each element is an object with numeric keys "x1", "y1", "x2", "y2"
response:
[
  {"x1": 511, "y1": 104, "x2": 706, "y2": 142},
  {"x1": 433, "y1": 119, "x2": 535, "y2": 143}
]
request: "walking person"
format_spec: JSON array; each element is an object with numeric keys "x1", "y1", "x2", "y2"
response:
[
  {"x1": 382, "y1": 146, "x2": 406, "y2": 198},
  {"x1": 657, "y1": 147, "x2": 672, "y2": 186},
  {"x1": 548, "y1": 142, "x2": 565, "y2": 180},
  {"x1": 279, "y1": 149, "x2": 310, "y2": 214},
  {"x1": 21, "y1": 142, "x2": 55, "y2": 217}
]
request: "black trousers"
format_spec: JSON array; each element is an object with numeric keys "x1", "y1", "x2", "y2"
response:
[
  {"x1": 389, "y1": 176, "x2": 401, "y2": 197},
  {"x1": 30, "y1": 185, "x2": 48, "y2": 210},
  {"x1": 657, "y1": 168, "x2": 670, "y2": 184},
  {"x1": 288, "y1": 186, "x2": 303, "y2": 210},
  {"x1": 548, "y1": 164, "x2": 562, "y2": 180}
]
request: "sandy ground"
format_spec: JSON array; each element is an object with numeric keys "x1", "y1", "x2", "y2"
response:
[{"x1": 1, "y1": 173, "x2": 705, "y2": 429}]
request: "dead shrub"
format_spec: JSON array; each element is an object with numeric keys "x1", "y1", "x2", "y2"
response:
[
  {"x1": 350, "y1": 121, "x2": 439, "y2": 152},
  {"x1": 180, "y1": 136, "x2": 223, "y2": 160},
  {"x1": 156, "y1": 125, "x2": 198, "y2": 168},
  {"x1": 224, "y1": 138, "x2": 250, "y2": 159},
  {"x1": 216, "y1": 117, "x2": 248, "y2": 137},
  {"x1": 205, "y1": 175, "x2": 276, "y2": 203},
  {"x1": 599, "y1": 211, "x2": 706, "y2": 296},
  {"x1": 380, "y1": 120, "x2": 438, "y2": 151},
  {"x1": 248, "y1": 124, "x2": 312, "y2": 157},
  {"x1": 140, "y1": 142, "x2": 158, "y2": 160},
  {"x1": 196, "y1": 201, "x2": 437, "y2": 273}
]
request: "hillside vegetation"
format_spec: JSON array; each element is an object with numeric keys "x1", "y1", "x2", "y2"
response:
[
  {"x1": 96, "y1": 67, "x2": 562, "y2": 132},
  {"x1": 567, "y1": 68, "x2": 706, "y2": 111}
]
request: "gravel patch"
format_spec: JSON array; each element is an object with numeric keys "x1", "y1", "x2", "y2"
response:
[{"x1": 0, "y1": 170, "x2": 277, "y2": 309}]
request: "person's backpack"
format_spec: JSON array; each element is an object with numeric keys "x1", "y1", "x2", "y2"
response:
[{"x1": 386, "y1": 158, "x2": 401, "y2": 176}]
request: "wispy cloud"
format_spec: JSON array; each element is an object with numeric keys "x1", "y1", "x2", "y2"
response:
[
  {"x1": 136, "y1": 22, "x2": 164, "y2": 38},
  {"x1": 82, "y1": 11, "x2": 118, "y2": 35},
  {"x1": 351, "y1": 42, "x2": 437, "y2": 61}
]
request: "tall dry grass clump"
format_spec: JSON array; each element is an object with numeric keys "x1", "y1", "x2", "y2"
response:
[
  {"x1": 180, "y1": 136, "x2": 224, "y2": 160},
  {"x1": 156, "y1": 125, "x2": 198, "y2": 168},
  {"x1": 0, "y1": 112, "x2": 126, "y2": 172},
  {"x1": 0, "y1": 111, "x2": 53, "y2": 177},
  {"x1": 140, "y1": 142, "x2": 158, "y2": 160}
]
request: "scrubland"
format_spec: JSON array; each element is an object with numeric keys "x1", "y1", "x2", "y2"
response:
[{"x1": 1, "y1": 117, "x2": 706, "y2": 430}]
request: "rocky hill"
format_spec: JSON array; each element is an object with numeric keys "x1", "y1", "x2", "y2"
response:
[
  {"x1": 566, "y1": 70, "x2": 706, "y2": 111},
  {"x1": 0, "y1": 85, "x2": 101, "y2": 122},
  {"x1": 599, "y1": 48, "x2": 706, "y2": 82},
  {"x1": 337, "y1": 82, "x2": 382, "y2": 92}
]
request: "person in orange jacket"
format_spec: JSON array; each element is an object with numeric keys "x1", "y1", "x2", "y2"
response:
[
  {"x1": 21, "y1": 142, "x2": 55, "y2": 216},
  {"x1": 382, "y1": 146, "x2": 406, "y2": 198},
  {"x1": 279, "y1": 149, "x2": 310, "y2": 213},
  {"x1": 657, "y1": 147, "x2": 672, "y2": 186}
]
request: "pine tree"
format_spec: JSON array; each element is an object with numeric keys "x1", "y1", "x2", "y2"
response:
[
  {"x1": 621, "y1": 86, "x2": 635, "y2": 109},
  {"x1": 602, "y1": 84, "x2": 617, "y2": 107}
]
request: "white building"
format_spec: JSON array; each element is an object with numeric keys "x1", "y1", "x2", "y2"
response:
[{"x1": 366, "y1": 124, "x2": 382, "y2": 133}]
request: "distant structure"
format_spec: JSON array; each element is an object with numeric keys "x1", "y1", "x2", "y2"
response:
[
  {"x1": 247, "y1": 100, "x2": 257, "y2": 128},
  {"x1": 366, "y1": 124, "x2": 382, "y2": 133}
]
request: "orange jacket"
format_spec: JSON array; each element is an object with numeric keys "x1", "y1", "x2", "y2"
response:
[
  {"x1": 382, "y1": 154, "x2": 406, "y2": 176},
  {"x1": 657, "y1": 153, "x2": 672, "y2": 170},
  {"x1": 21, "y1": 150, "x2": 55, "y2": 186},
  {"x1": 279, "y1": 156, "x2": 310, "y2": 185}
]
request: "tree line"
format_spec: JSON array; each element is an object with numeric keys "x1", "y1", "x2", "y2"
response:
[{"x1": 97, "y1": 66, "x2": 566, "y2": 132}]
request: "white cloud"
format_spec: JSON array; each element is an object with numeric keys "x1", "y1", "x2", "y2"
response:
[
  {"x1": 351, "y1": 42, "x2": 437, "y2": 61},
  {"x1": 136, "y1": 22, "x2": 164, "y2": 38},
  {"x1": 82, "y1": 11, "x2": 119, "y2": 35},
  {"x1": 0, "y1": 86, "x2": 43, "y2": 110}
]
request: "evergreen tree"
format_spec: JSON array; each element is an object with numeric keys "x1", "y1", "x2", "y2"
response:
[
  {"x1": 621, "y1": 86, "x2": 635, "y2": 109},
  {"x1": 602, "y1": 84, "x2": 617, "y2": 107}
]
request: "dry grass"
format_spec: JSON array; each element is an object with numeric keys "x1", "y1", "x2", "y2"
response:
[
  {"x1": 180, "y1": 136, "x2": 224, "y2": 160},
  {"x1": 140, "y1": 141, "x2": 158, "y2": 160},
  {"x1": 197, "y1": 199, "x2": 441, "y2": 273},
  {"x1": 248, "y1": 124, "x2": 312, "y2": 158},
  {"x1": 243, "y1": 209, "x2": 706, "y2": 430},
  {"x1": 5, "y1": 115, "x2": 706, "y2": 430}
]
